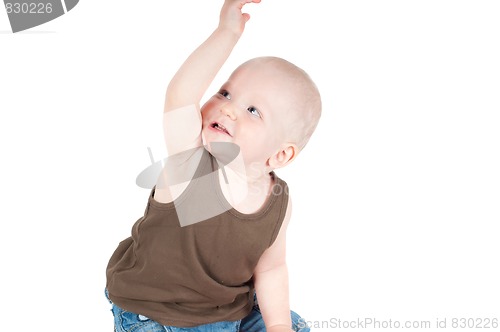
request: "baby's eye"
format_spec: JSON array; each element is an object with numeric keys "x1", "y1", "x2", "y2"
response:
[
  {"x1": 247, "y1": 106, "x2": 261, "y2": 118},
  {"x1": 218, "y1": 90, "x2": 231, "y2": 100}
]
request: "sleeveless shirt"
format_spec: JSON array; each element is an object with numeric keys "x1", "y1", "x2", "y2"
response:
[{"x1": 105, "y1": 148, "x2": 289, "y2": 327}]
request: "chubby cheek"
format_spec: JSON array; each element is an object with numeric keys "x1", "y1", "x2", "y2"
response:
[
  {"x1": 239, "y1": 125, "x2": 277, "y2": 162},
  {"x1": 200, "y1": 98, "x2": 219, "y2": 125}
]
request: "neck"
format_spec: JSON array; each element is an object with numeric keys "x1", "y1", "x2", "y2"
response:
[
  {"x1": 217, "y1": 154, "x2": 271, "y2": 184},
  {"x1": 216, "y1": 157, "x2": 273, "y2": 206}
]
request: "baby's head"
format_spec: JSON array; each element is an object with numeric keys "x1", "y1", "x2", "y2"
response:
[{"x1": 201, "y1": 56, "x2": 321, "y2": 173}]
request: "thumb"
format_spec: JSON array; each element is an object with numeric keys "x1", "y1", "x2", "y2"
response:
[{"x1": 242, "y1": 13, "x2": 250, "y2": 22}]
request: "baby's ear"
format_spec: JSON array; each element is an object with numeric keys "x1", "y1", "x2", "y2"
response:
[{"x1": 268, "y1": 143, "x2": 298, "y2": 169}]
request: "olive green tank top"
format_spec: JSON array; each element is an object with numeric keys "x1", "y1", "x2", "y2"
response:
[{"x1": 105, "y1": 148, "x2": 289, "y2": 327}]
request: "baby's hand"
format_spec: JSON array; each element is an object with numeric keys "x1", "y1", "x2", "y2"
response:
[
  {"x1": 267, "y1": 325, "x2": 294, "y2": 332},
  {"x1": 218, "y1": 0, "x2": 261, "y2": 36}
]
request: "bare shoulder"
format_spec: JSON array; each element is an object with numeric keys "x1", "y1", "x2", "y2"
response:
[{"x1": 153, "y1": 147, "x2": 206, "y2": 203}]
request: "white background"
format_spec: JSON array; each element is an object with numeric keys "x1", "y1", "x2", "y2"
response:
[{"x1": 1, "y1": 1, "x2": 499, "y2": 331}]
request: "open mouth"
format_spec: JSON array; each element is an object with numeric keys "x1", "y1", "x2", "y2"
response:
[{"x1": 211, "y1": 122, "x2": 231, "y2": 136}]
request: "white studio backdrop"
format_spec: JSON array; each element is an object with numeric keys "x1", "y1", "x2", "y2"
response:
[{"x1": 1, "y1": 1, "x2": 499, "y2": 331}]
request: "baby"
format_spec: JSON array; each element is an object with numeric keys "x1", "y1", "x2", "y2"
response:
[{"x1": 105, "y1": 1, "x2": 321, "y2": 331}]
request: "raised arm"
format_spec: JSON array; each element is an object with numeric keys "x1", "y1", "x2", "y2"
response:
[
  {"x1": 162, "y1": 0, "x2": 260, "y2": 157},
  {"x1": 164, "y1": 0, "x2": 261, "y2": 112}
]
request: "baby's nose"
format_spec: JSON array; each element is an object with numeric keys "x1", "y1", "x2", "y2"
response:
[{"x1": 221, "y1": 106, "x2": 237, "y2": 120}]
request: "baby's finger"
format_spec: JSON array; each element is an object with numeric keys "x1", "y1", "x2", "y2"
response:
[{"x1": 238, "y1": 0, "x2": 261, "y2": 9}]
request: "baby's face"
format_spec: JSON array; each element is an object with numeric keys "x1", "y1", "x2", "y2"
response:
[{"x1": 201, "y1": 61, "x2": 295, "y2": 169}]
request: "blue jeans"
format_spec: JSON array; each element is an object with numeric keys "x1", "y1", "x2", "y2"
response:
[{"x1": 105, "y1": 289, "x2": 310, "y2": 332}]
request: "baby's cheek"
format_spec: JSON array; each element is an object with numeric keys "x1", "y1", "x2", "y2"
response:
[
  {"x1": 263, "y1": 127, "x2": 283, "y2": 148},
  {"x1": 202, "y1": 96, "x2": 220, "y2": 110},
  {"x1": 200, "y1": 104, "x2": 211, "y2": 120}
]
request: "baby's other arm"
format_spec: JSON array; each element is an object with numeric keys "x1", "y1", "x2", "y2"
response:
[
  {"x1": 253, "y1": 197, "x2": 294, "y2": 332},
  {"x1": 163, "y1": 0, "x2": 260, "y2": 155}
]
